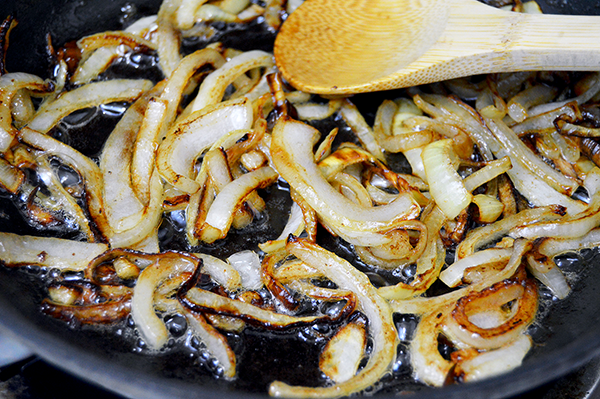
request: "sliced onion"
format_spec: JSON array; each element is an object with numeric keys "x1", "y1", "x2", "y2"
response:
[
  {"x1": 183, "y1": 309, "x2": 237, "y2": 379},
  {"x1": 0, "y1": 232, "x2": 108, "y2": 271},
  {"x1": 199, "y1": 166, "x2": 278, "y2": 243},
  {"x1": 191, "y1": 50, "x2": 274, "y2": 112},
  {"x1": 132, "y1": 252, "x2": 200, "y2": 349},
  {"x1": 444, "y1": 277, "x2": 537, "y2": 350},
  {"x1": 410, "y1": 306, "x2": 453, "y2": 387},
  {"x1": 339, "y1": 99, "x2": 384, "y2": 160},
  {"x1": 440, "y1": 248, "x2": 512, "y2": 288},
  {"x1": 506, "y1": 84, "x2": 558, "y2": 123},
  {"x1": 536, "y1": 227, "x2": 600, "y2": 258},
  {"x1": 156, "y1": 98, "x2": 253, "y2": 193},
  {"x1": 472, "y1": 194, "x2": 504, "y2": 223},
  {"x1": 100, "y1": 87, "x2": 160, "y2": 233},
  {"x1": 390, "y1": 239, "x2": 533, "y2": 315},
  {"x1": 27, "y1": 79, "x2": 153, "y2": 133},
  {"x1": 526, "y1": 254, "x2": 571, "y2": 299},
  {"x1": 455, "y1": 206, "x2": 563, "y2": 260},
  {"x1": 485, "y1": 117, "x2": 578, "y2": 196},
  {"x1": 0, "y1": 156, "x2": 24, "y2": 193},
  {"x1": 182, "y1": 286, "x2": 350, "y2": 328},
  {"x1": 227, "y1": 250, "x2": 263, "y2": 291},
  {"x1": 0, "y1": 72, "x2": 51, "y2": 151},
  {"x1": 130, "y1": 97, "x2": 168, "y2": 205},
  {"x1": 319, "y1": 320, "x2": 367, "y2": 383},
  {"x1": 108, "y1": 167, "x2": 164, "y2": 249},
  {"x1": 421, "y1": 138, "x2": 472, "y2": 219},
  {"x1": 455, "y1": 334, "x2": 532, "y2": 383},
  {"x1": 194, "y1": 253, "x2": 242, "y2": 290},
  {"x1": 271, "y1": 117, "x2": 420, "y2": 246},
  {"x1": 269, "y1": 237, "x2": 397, "y2": 398},
  {"x1": 19, "y1": 127, "x2": 112, "y2": 240},
  {"x1": 77, "y1": 31, "x2": 157, "y2": 53},
  {"x1": 156, "y1": 0, "x2": 183, "y2": 77}
]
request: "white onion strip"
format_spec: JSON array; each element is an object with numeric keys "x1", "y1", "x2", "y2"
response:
[
  {"x1": 27, "y1": 79, "x2": 153, "y2": 133},
  {"x1": 191, "y1": 50, "x2": 275, "y2": 112},
  {"x1": 271, "y1": 117, "x2": 420, "y2": 246},
  {"x1": 19, "y1": 127, "x2": 112, "y2": 240},
  {"x1": 199, "y1": 166, "x2": 278, "y2": 243},
  {"x1": 0, "y1": 232, "x2": 108, "y2": 271},
  {"x1": 0, "y1": 72, "x2": 51, "y2": 151},
  {"x1": 269, "y1": 237, "x2": 397, "y2": 398},
  {"x1": 132, "y1": 252, "x2": 200, "y2": 349},
  {"x1": 156, "y1": 98, "x2": 253, "y2": 193}
]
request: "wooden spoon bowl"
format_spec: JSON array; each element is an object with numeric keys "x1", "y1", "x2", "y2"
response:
[{"x1": 275, "y1": 0, "x2": 600, "y2": 94}]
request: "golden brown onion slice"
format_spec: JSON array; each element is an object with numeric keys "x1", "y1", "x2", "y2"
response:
[
  {"x1": 27, "y1": 79, "x2": 153, "y2": 133},
  {"x1": 271, "y1": 117, "x2": 420, "y2": 247},
  {"x1": 269, "y1": 237, "x2": 397, "y2": 398},
  {"x1": 156, "y1": 98, "x2": 253, "y2": 193}
]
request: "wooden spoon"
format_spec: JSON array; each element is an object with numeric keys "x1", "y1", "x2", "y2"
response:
[{"x1": 274, "y1": 0, "x2": 600, "y2": 94}]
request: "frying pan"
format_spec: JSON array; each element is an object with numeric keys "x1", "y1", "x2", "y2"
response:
[{"x1": 1, "y1": 1, "x2": 600, "y2": 398}]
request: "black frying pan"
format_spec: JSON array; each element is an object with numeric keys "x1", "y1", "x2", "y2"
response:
[{"x1": 1, "y1": 1, "x2": 600, "y2": 398}]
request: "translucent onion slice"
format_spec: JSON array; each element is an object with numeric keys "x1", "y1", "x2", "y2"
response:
[
  {"x1": 455, "y1": 334, "x2": 532, "y2": 383},
  {"x1": 339, "y1": 99, "x2": 385, "y2": 161},
  {"x1": 0, "y1": 72, "x2": 51, "y2": 151},
  {"x1": 36, "y1": 155, "x2": 95, "y2": 241},
  {"x1": 191, "y1": 50, "x2": 275, "y2": 112},
  {"x1": 182, "y1": 286, "x2": 349, "y2": 328},
  {"x1": 156, "y1": 0, "x2": 183, "y2": 77},
  {"x1": 414, "y1": 94, "x2": 498, "y2": 161},
  {"x1": 77, "y1": 31, "x2": 157, "y2": 53},
  {"x1": 199, "y1": 166, "x2": 278, "y2": 243},
  {"x1": 440, "y1": 248, "x2": 512, "y2": 288},
  {"x1": 269, "y1": 237, "x2": 397, "y2": 398},
  {"x1": 183, "y1": 309, "x2": 237, "y2": 379},
  {"x1": 71, "y1": 45, "x2": 125, "y2": 86},
  {"x1": 528, "y1": 72, "x2": 600, "y2": 116},
  {"x1": 156, "y1": 98, "x2": 253, "y2": 193},
  {"x1": 485, "y1": 117, "x2": 578, "y2": 196},
  {"x1": 511, "y1": 103, "x2": 579, "y2": 135},
  {"x1": 455, "y1": 206, "x2": 564, "y2": 260},
  {"x1": 271, "y1": 117, "x2": 420, "y2": 246},
  {"x1": 526, "y1": 254, "x2": 571, "y2": 299},
  {"x1": 444, "y1": 277, "x2": 537, "y2": 350},
  {"x1": 472, "y1": 194, "x2": 504, "y2": 223},
  {"x1": 536, "y1": 227, "x2": 600, "y2": 258},
  {"x1": 510, "y1": 194, "x2": 600, "y2": 240},
  {"x1": 130, "y1": 97, "x2": 168, "y2": 206},
  {"x1": 422, "y1": 138, "x2": 472, "y2": 219},
  {"x1": 194, "y1": 253, "x2": 242, "y2": 291},
  {"x1": 410, "y1": 305, "x2": 453, "y2": 387},
  {"x1": 132, "y1": 252, "x2": 200, "y2": 349},
  {"x1": 19, "y1": 127, "x2": 112, "y2": 240},
  {"x1": 100, "y1": 87, "x2": 160, "y2": 233},
  {"x1": 27, "y1": 79, "x2": 153, "y2": 133},
  {"x1": 0, "y1": 232, "x2": 108, "y2": 271},
  {"x1": 506, "y1": 84, "x2": 558, "y2": 123},
  {"x1": 319, "y1": 320, "x2": 367, "y2": 383},
  {"x1": 108, "y1": 168, "x2": 164, "y2": 249},
  {"x1": 227, "y1": 250, "x2": 263, "y2": 291},
  {"x1": 390, "y1": 239, "x2": 532, "y2": 315},
  {"x1": 0, "y1": 156, "x2": 24, "y2": 193}
]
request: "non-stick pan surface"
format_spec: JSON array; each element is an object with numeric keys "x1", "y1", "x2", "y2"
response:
[{"x1": 1, "y1": 1, "x2": 600, "y2": 398}]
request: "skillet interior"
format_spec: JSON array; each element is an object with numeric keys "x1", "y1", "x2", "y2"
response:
[{"x1": 1, "y1": 1, "x2": 600, "y2": 398}]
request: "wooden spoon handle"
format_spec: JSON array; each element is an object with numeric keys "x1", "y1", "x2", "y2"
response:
[{"x1": 381, "y1": 3, "x2": 600, "y2": 90}]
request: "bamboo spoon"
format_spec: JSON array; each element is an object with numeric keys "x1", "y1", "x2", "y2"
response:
[{"x1": 274, "y1": 0, "x2": 600, "y2": 95}]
